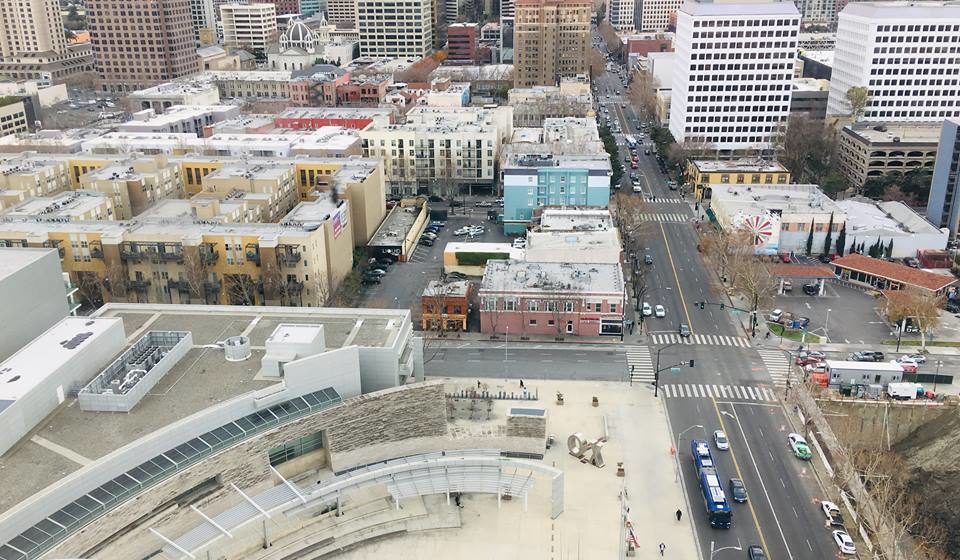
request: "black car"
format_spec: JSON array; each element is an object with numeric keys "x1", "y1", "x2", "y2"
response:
[
  {"x1": 361, "y1": 274, "x2": 381, "y2": 285},
  {"x1": 376, "y1": 258, "x2": 394, "y2": 267},
  {"x1": 747, "y1": 545, "x2": 767, "y2": 560},
  {"x1": 644, "y1": 254, "x2": 653, "y2": 265},
  {"x1": 865, "y1": 350, "x2": 885, "y2": 361},
  {"x1": 802, "y1": 283, "x2": 819, "y2": 296},
  {"x1": 419, "y1": 238, "x2": 434, "y2": 246},
  {"x1": 729, "y1": 478, "x2": 748, "y2": 503},
  {"x1": 678, "y1": 323, "x2": 691, "y2": 337},
  {"x1": 446, "y1": 271, "x2": 468, "y2": 280}
]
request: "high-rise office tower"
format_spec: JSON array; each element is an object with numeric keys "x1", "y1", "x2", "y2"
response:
[
  {"x1": 88, "y1": 0, "x2": 201, "y2": 93},
  {"x1": 607, "y1": 0, "x2": 636, "y2": 31},
  {"x1": 636, "y1": 0, "x2": 683, "y2": 31},
  {"x1": 267, "y1": 0, "x2": 302, "y2": 14},
  {"x1": 190, "y1": 0, "x2": 218, "y2": 45},
  {"x1": 0, "y1": 0, "x2": 69, "y2": 59},
  {"x1": 328, "y1": 0, "x2": 358, "y2": 25},
  {"x1": 221, "y1": 3, "x2": 279, "y2": 51},
  {"x1": 926, "y1": 118, "x2": 960, "y2": 237},
  {"x1": 513, "y1": 0, "x2": 591, "y2": 87},
  {"x1": 500, "y1": 0, "x2": 515, "y2": 61},
  {"x1": 669, "y1": 0, "x2": 799, "y2": 152},
  {"x1": 300, "y1": 0, "x2": 324, "y2": 16},
  {"x1": 357, "y1": 0, "x2": 433, "y2": 57},
  {"x1": 827, "y1": 2, "x2": 960, "y2": 122}
]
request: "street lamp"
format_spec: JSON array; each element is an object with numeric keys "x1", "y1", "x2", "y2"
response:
[
  {"x1": 824, "y1": 308, "x2": 832, "y2": 342},
  {"x1": 710, "y1": 540, "x2": 743, "y2": 559},
  {"x1": 677, "y1": 424, "x2": 705, "y2": 445}
]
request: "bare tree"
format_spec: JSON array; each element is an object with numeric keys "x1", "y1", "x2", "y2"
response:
[
  {"x1": 598, "y1": 21, "x2": 622, "y2": 57},
  {"x1": 224, "y1": 274, "x2": 256, "y2": 306},
  {"x1": 104, "y1": 261, "x2": 130, "y2": 302},
  {"x1": 700, "y1": 227, "x2": 755, "y2": 285},
  {"x1": 772, "y1": 115, "x2": 840, "y2": 185},
  {"x1": 731, "y1": 255, "x2": 778, "y2": 315},
  {"x1": 883, "y1": 289, "x2": 944, "y2": 350},
  {"x1": 75, "y1": 271, "x2": 105, "y2": 309},
  {"x1": 628, "y1": 70, "x2": 660, "y2": 120},
  {"x1": 261, "y1": 264, "x2": 290, "y2": 306},
  {"x1": 588, "y1": 48, "x2": 607, "y2": 80},
  {"x1": 181, "y1": 250, "x2": 208, "y2": 304}
]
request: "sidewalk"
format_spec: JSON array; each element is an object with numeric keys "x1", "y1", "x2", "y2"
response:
[{"x1": 420, "y1": 330, "x2": 627, "y2": 345}]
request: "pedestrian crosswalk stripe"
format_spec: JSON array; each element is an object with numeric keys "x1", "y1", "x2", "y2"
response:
[
  {"x1": 625, "y1": 345, "x2": 656, "y2": 383},
  {"x1": 650, "y1": 333, "x2": 752, "y2": 348},
  {"x1": 641, "y1": 196, "x2": 685, "y2": 204},
  {"x1": 662, "y1": 383, "x2": 779, "y2": 402},
  {"x1": 639, "y1": 213, "x2": 689, "y2": 223},
  {"x1": 756, "y1": 348, "x2": 793, "y2": 386}
]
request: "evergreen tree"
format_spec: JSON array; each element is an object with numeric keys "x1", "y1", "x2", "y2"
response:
[
  {"x1": 885, "y1": 239, "x2": 894, "y2": 259},
  {"x1": 822, "y1": 213, "x2": 834, "y2": 255},
  {"x1": 805, "y1": 218, "x2": 815, "y2": 254},
  {"x1": 836, "y1": 225, "x2": 847, "y2": 257}
]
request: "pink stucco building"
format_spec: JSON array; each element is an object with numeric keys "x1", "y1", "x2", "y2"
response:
[{"x1": 478, "y1": 260, "x2": 626, "y2": 337}]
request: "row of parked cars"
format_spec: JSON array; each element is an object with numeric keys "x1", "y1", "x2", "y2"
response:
[
  {"x1": 418, "y1": 221, "x2": 446, "y2": 247},
  {"x1": 361, "y1": 253, "x2": 400, "y2": 285}
]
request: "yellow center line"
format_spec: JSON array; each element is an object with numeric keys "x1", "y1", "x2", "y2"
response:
[
  {"x1": 711, "y1": 399, "x2": 773, "y2": 558},
  {"x1": 659, "y1": 222, "x2": 695, "y2": 332}
]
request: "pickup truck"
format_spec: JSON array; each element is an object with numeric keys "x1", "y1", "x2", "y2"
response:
[{"x1": 821, "y1": 501, "x2": 845, "y2": 528}]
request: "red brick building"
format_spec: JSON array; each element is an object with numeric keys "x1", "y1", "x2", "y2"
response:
[
  {"x1": 447, "y1": 23, "x2": 479, "y2": 63},
  {"x1": 266, "y1": 0, "x2": 301, "y2": 15},
  {"x1": 624, "y1": 33, "x2": 674, "y2": 57},
  {"x1": 336, "y1": 75, "x2": 393, "y2": 106},
  {"x1": 274, "y1": 107, "x2": 397, "y2": 130}
]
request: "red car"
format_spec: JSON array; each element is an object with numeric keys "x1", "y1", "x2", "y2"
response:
[
  {"x1": 795, "y1": 351, "x2": 825, "y2": 366},
  {"x1": 631, "y1": 162, "x2": 638, "y2": 169},
  {"x1": 897, "y1": 361, "x2": 919, "y2": 374},
  {"x1": 779, "y1": 254, "x2": 792, "y2": 263}
]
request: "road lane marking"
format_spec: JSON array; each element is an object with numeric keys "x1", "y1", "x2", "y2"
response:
[
  {"x1": 709, "y1": 399, "x2": 772, "y2": 556},
  {"x1": 716, "y1": 401, "x2": 796, "y2": 560},
  {"x1": 659, "y1": 221, "x2": 695, "y2": 331}
]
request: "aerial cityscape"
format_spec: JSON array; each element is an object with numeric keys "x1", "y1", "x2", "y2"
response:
[{"x1": 1, "y1": 0, "x2": 960, "y2": 558}]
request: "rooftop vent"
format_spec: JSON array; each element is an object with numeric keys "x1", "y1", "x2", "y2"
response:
[{"x1": 223, "y1": 335, "x2": 251, "y2": 361}]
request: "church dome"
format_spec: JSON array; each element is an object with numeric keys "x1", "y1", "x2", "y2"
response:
[{"x1": 280, "y1": 19, "x2": 317, "y2": 52}]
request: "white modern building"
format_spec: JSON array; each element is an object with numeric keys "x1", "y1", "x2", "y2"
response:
[
  {"x1": 836, "y1": 198, "x2": 948, "y2": 258},
  {"x1": 220, "y1": 2, "x2": 279, "y2": 51},
  {"x1": 669, "y1": 0, "x2": 800, "y2": 152},
  {"x1": 0, "y1": 248, "x2": 70, "y2": 363},
  {"x1": 827, "y1": 2, "x2": 960, "y2": 122},
  {"x1": 795, "y1": 0, "x2": 836, "y2": 27},
  {"x1": 637, "y1": 0, "x2": 684, "y2": 31},
  {"x1": 356, "y1": 0, "x2": 433, "y2": 58},
  {"x1": 926, "y1": 117, "x2": 960, "y2": 237},
  {"x1": 360, "y1": 105, "x2": 513, "y2": 195},
  {"x1": 607, "y1": 0, "x2": 637, "y2": 32}
]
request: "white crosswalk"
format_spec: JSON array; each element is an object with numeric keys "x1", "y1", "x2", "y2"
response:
[
  {"x1": 640, "y1": 196, "x2": 685, "y2": 204},
  {"x1": 661, "y1": 383, "x2": 779, "y2": 402},
  {"x1": 625, "y1": 345, "x2": 655, "y2": 384},
  {"x1": 639, "y1": 213, "x2": 690, "y2": 223},
  {"x1": 650, "y1": 333, "x2": 752, "y2": 348},
  {"x1": 756, "y1": 348, "x2": 793, "y2": 387}
]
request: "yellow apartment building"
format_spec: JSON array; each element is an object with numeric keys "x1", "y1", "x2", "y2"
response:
[
  {"x1": 2, "y1": 190, "x2": 115, "y2": 222},
  {"x1": 687, "y1": 159, "x2": 792, "y2": 202}
]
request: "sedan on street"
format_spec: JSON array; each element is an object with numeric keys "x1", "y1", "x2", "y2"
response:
[
  {"x1": 832, "y1": 530, "x2": 857, "y2": 555},
  {"x1": 654, "y1": 305, "x2": 666, "y2": 318}
]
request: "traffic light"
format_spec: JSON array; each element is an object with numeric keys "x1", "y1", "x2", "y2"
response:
[
  {"x1": 697, "y1": 301, "x2": 705, "y2": 310},
  {"x1": 689, "y1": 359, "x2": 695, "y2": 367},
  {"x1": 719, "y1": 303, "x2": 725, "y2": 310}
]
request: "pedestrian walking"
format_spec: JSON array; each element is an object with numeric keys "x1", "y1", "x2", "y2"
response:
[
  {"x1": 675, "y1": 509, "x2": 682, "y2": 521},
  {"x1": 520, "y1": 379, "x2": 525, "y2": 389},
  {"x1": 477, "y1": 380, "x2": 481, "y2": 389},
  {"x1": 659, "y1": 542, "x2": 666, "y2": 556}
]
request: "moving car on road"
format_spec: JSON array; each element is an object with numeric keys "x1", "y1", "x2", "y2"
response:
[
  {"x1": 678, "y1": 323, "x2": 691, "y2": 337},
  {"x1": 729, "y1": 478, "x2": 747, "y2": 503},
  {"x1": 747, "y1": 545, "x2": 767, "y2": 560},
  {"x1": 788, "y1": 433, "x2": 812, "y2": 460},
  {"x1": 714, "y1": 430, "x2": 729, "y2": 450},
  {"x1": 642, "y1": 302, "x2": 652, "y2": 316},
  {"x1": 654, "y1": 305, "x2": 666, "y2": 318}
]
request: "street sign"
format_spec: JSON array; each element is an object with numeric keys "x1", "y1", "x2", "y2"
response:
[{"x1": 670, "y1": 367, "x2": 681, "y2": 374}]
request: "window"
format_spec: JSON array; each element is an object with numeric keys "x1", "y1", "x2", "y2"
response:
[
  {"x1": 564, "y1": 301, "x2": 574, "y2": 313},
  {"x1": 610, "y1": 303, "x2": 617, "y2": 313},
  {"x1": 546, "y1": 301, "x2": 558, "y2": 312},
  {"x1": 505, "y1": 298, "x2": 517, "y2": 311},
  {"x1": 482, "y1": 297, "x2": 497, "y2": 311},
  {"x1": 529, "y1": 319, "x2": 537, "y2": 326},
  {"x1": 528, "y1": 300, "x2": 539, "y2": 312}
]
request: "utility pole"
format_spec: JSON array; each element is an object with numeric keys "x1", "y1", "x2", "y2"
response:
[{"x1": 654, "y1": 341, "x2": 695, "y2": 397}]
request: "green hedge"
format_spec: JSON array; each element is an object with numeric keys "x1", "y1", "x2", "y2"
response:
[{"x1": 456, "y1": 252, "x2": 509, "y2": 266}]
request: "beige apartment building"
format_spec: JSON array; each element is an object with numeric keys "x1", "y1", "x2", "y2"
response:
[
  {"x1": 78, "y1": 157, "x2": 185, "y2": 219},
  {"x1": 0, "y1": 98, "x2": 30, "y2": 136},
  {"x1": 1, "y1": 190, "x2": 115, "y2": 222},
  {"x1": 837, "y1": 122, "x2": 942, "y2": 189},
  {"x1": 220, "y1": 3, "x2": 279, "y2": 51},
  {"x1": 88, "y1": 0, "x2": 201, "y2": 93},
  {"x1": 0, "y1": 0, "x2": 68, "y2": 59},
  {"x1": 513, "y1": 0, "x2": 591, "y2": 87}
]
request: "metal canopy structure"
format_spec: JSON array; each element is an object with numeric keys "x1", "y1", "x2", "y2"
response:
[
  {"x1": 158, "y1": 450, "x2": 564, "y2": 559},
  {"x1": 0, "y1": 388, "x2": 342, "y2": 560}
]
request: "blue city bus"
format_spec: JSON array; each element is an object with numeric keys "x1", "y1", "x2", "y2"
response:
[
  {"x1": 691, "y1": 439, "x2": 715, "y2": 470},
  {"x1": 698, "y1": 467, "x2": 733, "y2": 528},
  {"x1": 625, "y1": 135, "x2": 637, "y2": 149}
]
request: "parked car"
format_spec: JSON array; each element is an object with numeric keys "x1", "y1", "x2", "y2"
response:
[
  {"x1": 802, "y1": 283, "x2": 820, "y2": 295},
  {"x1": 361, "y1": 274, "x2": 381, "y2": 285},
  {"x1": 655, "y1": 304, "x2": 666, "y2": 318},
  {"x1": 904, "y1": 257, "x2": 920, "y2": 268},
  {"x1": 779, "y1": 254, "x2": 792, "y2": 263},
  {"x1": 642, "y1": 302, "x2": 653, "y2": 316},
  {"x1": 900, "y1": 354, "x2": 927, "y2": 364},
  {"x1": 894, "y1": 359, "x2": 918, "y2": 374},
  {"x1": 768, "y1": 309, "x2": 783, "y2": 323},
  {"x1": 832, "y1": 530, "x2": 856, "y2": 555},
  {"x1": 644, "y1": 254, "x2": 653, "y2": 264},
  {"x1": 419, "y1": 238, "x2": 434, "y2": 246},
  {"x1": 821, "y1": 501, "x2": 845, "y2": 528},
  {"x1": 367, "y1": 268, "x2": 387, "y2": 277},
  {"x1": 795, "y1": 351, "x2": 826, "y2": 366},
  {"x1": 782, "y1": 280, "x2": 793, "y2": 292},
  {"x1": 787, "y1": 433, "x2": 812, "y2": 460},
  {"x1": 818, "y1": 253, "x2": 832, "y2": 264},
  {"x1": 729, "y1": 478, "x2": 748, "y2": 503},
  {"x1": 849, "y1": 350, "x2": 884, "y2": 362},
  {"x1": 446, "y1": 271, "x2": 468, "y2": 280}
]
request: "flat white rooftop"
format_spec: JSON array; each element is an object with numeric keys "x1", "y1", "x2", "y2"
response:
[
  {"x1": 0, "y1": 247, "x2": 54, "y2": 283},
  {"x1": 267, "y1": 323, "x2": 324, "y2": 345},
  {"x1": 0, "y1": 316, "x2": 122, "y2": 401}
]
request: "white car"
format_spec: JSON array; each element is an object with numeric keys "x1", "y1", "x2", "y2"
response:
[
  {"x1": 832, "y1": 530, "x2": 856, "y2": 555},
  {"x1": 821, "y1": 500, "x2": 841, "y2": 519},
  {"x1": 713, "y1": 430, "x2": 729, "y2": 451},
  {"x1": 897, "y1": 355, "x2": 925, "y2": 365},
  {"x1": 655, "y1": 305, "x2": 666, "y2": 318},
  {"x1": 642, "y1": 302, "x2": 652, "y2": 316}
]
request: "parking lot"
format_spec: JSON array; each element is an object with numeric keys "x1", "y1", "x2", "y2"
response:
[
  {"x1": 772, "y1": 281, "x2": 893, "y2": 344},
  {"x1": 358, "y1": 205, "x2": 514, "y2": 314}
]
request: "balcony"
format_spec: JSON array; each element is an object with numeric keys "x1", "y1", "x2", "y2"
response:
[
  {"x1": 130, "y1": 279, "x2": 151, "y2": 292},
  {"x1": 287, "y1": 280, "x2": 304, "y2": 295},
  {"x1": 199, "y1": 245, "x2": 219, "y2": 265},
  {"x1": 42, "y1": 240, "x2": 65, "y2": 259},
  {"x1": 277, "y1": 244, "x2": 302, "y2": 267},
  {"x1": 204, "y1": 280, "x2": 221, "y2": 295},
  {"x1": 155, "y1": 242, "x2": 184, "y2": 263},
  {"x1": 245, "y1": 243, "x2": 261, "y2": 266},
  {"x1": 168, "y1": 280, "x2": 191, "y2": 293},
  {"x1": 89, "y1": 242, "x2": 104, "y2": 259},
  {"x1": 119, "y1": 242, "x2": 148, "y2": 262}
]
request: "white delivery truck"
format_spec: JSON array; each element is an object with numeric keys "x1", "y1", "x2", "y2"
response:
[{"x1": 887, "y1": 382, "x2": 923, "y2": 400}]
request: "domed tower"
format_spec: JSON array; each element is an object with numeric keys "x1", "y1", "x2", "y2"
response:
[{"x1": 279, "y1": 19, "x2": 318, "y2": 53}]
